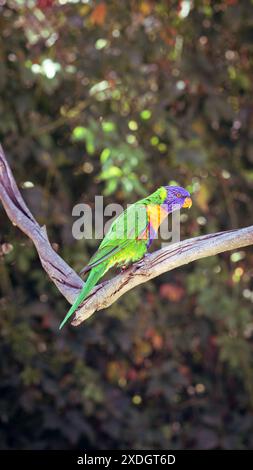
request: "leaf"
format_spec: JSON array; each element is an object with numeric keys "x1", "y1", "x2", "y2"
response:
[
  {"x1": 104, "y1": 178, "x2": 118, "y2": 195},
  {"x1": 102, "y1": 121, "x2": 116, "y2": 133},
  {"x1": 72, "y1": 126, "x2": 87, "y2": 141},
  {"x1": 37, "y1": 0, "x2": 54, "y2": 9},
  {"x1": 90, "y1": 2, "x2": 107, "y2": 25},
  {"x1": 160, "y1": 283, "x2": 185, "y2": 302},
  {"x1": 140, "y1": 1, "x2": 153, "y2": 16},
  {"x1": 195, "y1": 185, "x2": 210, "y2": 213},
  {"x1": 72, "y1": 126, "x2": 95, "y2": 154},
  {"x1": 99, "y1": 166, "x2": 122, "y2": 180}
]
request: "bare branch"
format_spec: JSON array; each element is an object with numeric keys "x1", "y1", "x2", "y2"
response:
[
  {"x1": 0, "y1": 144, "x2": 253, "y2": 328},
  {"x1": 72, "y1": 225, "x2": 253, "y2": 325}
]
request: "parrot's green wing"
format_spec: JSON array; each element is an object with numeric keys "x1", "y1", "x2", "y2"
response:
[
  {"x1": 102, "y1": 202, "x2": 149, "y2": 241},
  {"x1": 80, "y1": 240, "x2": 131, "y2": 274},
  {"x1": 81, "y1": 203, "x2": 149, "y2": 273}
]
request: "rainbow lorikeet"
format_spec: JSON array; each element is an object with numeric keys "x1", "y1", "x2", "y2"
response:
[{"x1": 59, "y1": 185, "x2": 192, "y2": 329}]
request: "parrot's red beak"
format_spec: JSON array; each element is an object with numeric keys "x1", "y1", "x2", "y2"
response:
[{"x1": 182, "y1": 196, "x2": 192, "y2": 208}]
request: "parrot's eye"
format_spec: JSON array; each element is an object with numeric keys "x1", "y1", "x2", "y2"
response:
[{"x1": 176, "y1": 192, "x2": 182, "y2": 198}]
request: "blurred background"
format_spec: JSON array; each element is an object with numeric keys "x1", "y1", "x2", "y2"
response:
[{"x1": 0, "y1": 0, "x2": 253, "y2": 450}]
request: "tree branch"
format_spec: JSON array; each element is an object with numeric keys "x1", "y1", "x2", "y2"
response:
[
  {"x1": 0, "y1": 144, "x2": 253, "y2": 327},
  {"x1": 72, "y1": 225, "x2": 253, "y2": 325},
  {"x1": 0, "y1": 144, "x2": 83, "y2": 303}
]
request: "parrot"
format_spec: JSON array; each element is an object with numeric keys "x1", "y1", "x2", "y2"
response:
[{"x1": 59, "y1": 185, "x2": 192, "y2": 329}]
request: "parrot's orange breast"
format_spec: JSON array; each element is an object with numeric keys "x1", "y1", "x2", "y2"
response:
[{"x1": 147, "y1": 204, "x2": 168, "y2": 233}]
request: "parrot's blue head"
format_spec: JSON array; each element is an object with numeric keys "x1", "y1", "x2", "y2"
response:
[{"x1": 163, "y1": 185, "x2": 192, "y2": 213}]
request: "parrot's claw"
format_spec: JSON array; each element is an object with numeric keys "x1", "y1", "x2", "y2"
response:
[{"x1": 120, "y1": 265, "x2": 129, "y2": 273}]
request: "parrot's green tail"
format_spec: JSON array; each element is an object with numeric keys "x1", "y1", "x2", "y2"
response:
[{"x1": 59, "y1": 264, "x2": 107, "y2": 330}]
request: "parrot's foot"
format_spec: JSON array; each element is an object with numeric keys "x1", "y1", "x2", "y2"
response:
[{"x1": 120, "y1": 265, "x2": 129, "y2": 273}]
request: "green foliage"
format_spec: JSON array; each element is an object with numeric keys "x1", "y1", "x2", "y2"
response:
[{"x1": 0, "y1": 0, "x2": 253, "y2": 450}]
